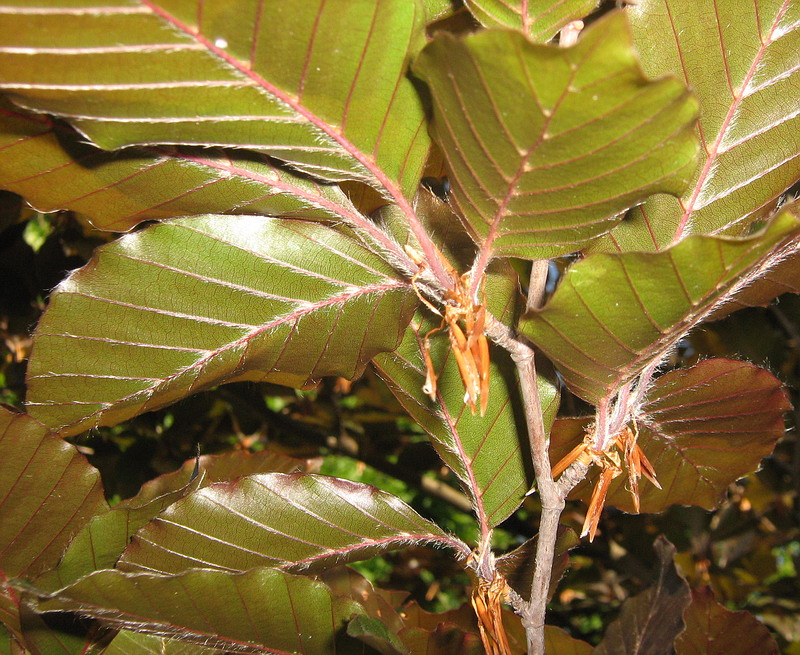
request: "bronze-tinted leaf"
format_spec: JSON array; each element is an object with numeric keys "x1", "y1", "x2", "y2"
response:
[
  {"x1": 117, "y1": 473, "x2": 469, "y2": 574},
  {"x1": 593, "y1": 537, "x2": 690, "y2": 655},
  {"x1": 675, "y1": 587, "x2": 780, "y2": 655},
  {"x1": 414, "y1": 12, "x2": 698, "y2": 260},
  {"x1": 26, "y1": 215, "x2": 418, "y2": 435}
]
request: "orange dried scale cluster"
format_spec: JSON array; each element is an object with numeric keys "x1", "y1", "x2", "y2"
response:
[
  {"x1": 405, "y1": 245, "x2": 491, "y2": 416},
  {"x1": 470, "y1": 572, "x2": 512, "y2": 655},
  {"x1": 552, "y1": 425, "x2": 661, "y2": 541}
]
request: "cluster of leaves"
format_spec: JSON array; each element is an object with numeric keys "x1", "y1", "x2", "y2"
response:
[{"x1": 1, "y1": 0, "x2": 799, "y2": 653}]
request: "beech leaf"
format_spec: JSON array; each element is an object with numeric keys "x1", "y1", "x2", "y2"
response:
[
  {"x1": 37, "y1": 449, "x2": 318, "y2": 590},
  {"x1": 413, "y1": 11, "x2": 699, "y2": 259},
  {"x1": 34, "y1": 568, "x2": 367, "y2": 655},
  {"x1": 103, "y1": 631, "x2": 221, "y2": 655},
  {"x1": 0, "y1": 98, "x2": 374, "y2": 234},
  {"x1": 0, "y1": 407, "x2": 107, "y2": 647},
  {"x1": 550, "y1": 359, "x2": 790, "y2": 514},
  {"x1": 25, "y1": 215, "x2": 418, "y2": 436},
  {"x1": 674, "y1": 587, "x2": 780, "y2": 655},
  {"x1": 593, "y1": 537, "x2": 690, "y2": 655},
  {"x1": 374, "y1": 264, "x2": 559, "y2": 529},
  {"x1": 464, "y1": 0, "x2": 599, "y2": 43},
  {"x1": 117, "y1": 473, "x2": 469, "y2": 575},
  {"x1": 0, "y1": 0, "x2": 430, "y2": 198},
  {"x1": 605, "y1": 0, "x2": 800, "y2": 251},
  {"x1": 520, "y1": 205, "x2": 800, "y2": 403}
]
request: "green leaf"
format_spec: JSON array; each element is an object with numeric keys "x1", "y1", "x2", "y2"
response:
[
  {"x1": 37, "y1": 449, "x2": 318, "y2": 590},
  {"x1": 0, "y1": 407, "x2": 107, "y2": 647},
  {"x1": 464, "y1": 0, "x2": 599, "y2": 42},
  {"x1": 551, "y1": 359, "x2": 790, "y2": 514},
  {"x1": 103, "y1": 631, "x2": 221, "y2": 655},
  {"x1": 519, "y1": 206, "x2": 800, "y2": 403},
  {"x1": 117, "y1": 473, "x2": 469, "y2": 575},
  {"x1": 34, "y1": 568, "x2": 367, "y2": 655},
  {"x1": 0, "y1": 98, "x2": 372, "y2": 233},
  {"x1": 373, "y1": 263, "x2": 559, "y2": 529},
  {"x1": 0, "y1": 0, "x2": 430, "y2": 199},
  {"x1": 593, "y1": 537, "x2": 690, "y2": 655},
  {"x1": 675, "y1": 587, "x2": 780, "y2": 655},
  {"x1": 26, "y1": 215, "x2": 418, "y2": 435},
  {"x1": 413, "y1": 11, "x2": 698, "y2": 259},
  {"x1": 603, "y1": 0, "x2": 800, "y2": 251}
]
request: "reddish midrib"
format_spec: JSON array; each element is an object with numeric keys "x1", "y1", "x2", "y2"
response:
[
  {"x1": 672, "y1": 0, "x2": 791, "y2": 241},
  {"x1": 139, "y1": 0, "x2": 450, "y2": 287}
]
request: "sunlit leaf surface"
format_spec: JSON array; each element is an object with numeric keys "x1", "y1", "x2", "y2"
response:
[
  {"x1": 374, "y1": 263, "x2": 559, "y2": 529},
  {"x1": 604, "y1": 0, "x2": 800, "y2": 250},
  {"x1": 116, "y1": 473, "x2": 469, "y2": 574},
  {"x1": 0, "y1": 98, "x2": 366, "y2": 233},
  {"x1": 464, "y1": 0, "x2": 599, "y2": 42},
  {"x1": 0, "y1": 408, "x2": 107, "y2": 645},
  {"x1": 36, "y1": 568, "x2": 366, "y2": 655},
  {"x1": 26, "y1": 215, "x2": 417, "y2": 435},
  {"x1": 414, "y1": 12, "x2": 698, "y2": 259},
  {"x1": 675, "y1": 587, "x2": 780, "y2": 655},
  {"x1": 0, "y1": 0, "x2": 430, "y2": 198},
  {"x1": 104, "y1": 631, "x2": 221, "y2": 655},
  {"x1": 38, "y1": 449, "x2": 318, "y2": 590},
  {"x1": 520, "y1": 207, "x2": 800, "y2": 403},
  {"x1": 550, "y1": 359, "x2": 790, "y2": 514}
]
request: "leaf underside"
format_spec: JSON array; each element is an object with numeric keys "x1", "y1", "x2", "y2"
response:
[
  {"x1": 550, "y1": 359, "x2": 790, "y2": 514},
  {"x1": 26, "y1": 215, "x2": 417, "y2": 435},
  {"x1": 35, "y1": 567, "x2": 366, "y2": 655},
  {"x1": 604, "y1": 0, "x2": 800, "y2": 251},
  {"x1": 520, "y1": 206, "x2": 800, "y2": 404},
  {"x1": 0, "y1": 0, "x2": 431, "y2": 198},
  {"x1": 464, "y1": 0, "x2": 600, "y2": 43},
  {"x1": 0, "y1": 97, "x2": 363, "y2": 233},
  {"x1": 414, "y1": 11, "x2": 699, "y2": 259},
  {"x1": 117, "y1": 473, "x2": 468, "y2": 575}
]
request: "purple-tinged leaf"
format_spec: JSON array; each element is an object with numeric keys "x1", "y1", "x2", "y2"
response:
[
  {"x1": 413, "y1": 11, "x2": 698, "y2": 261},
  {"x1": 25, "y1": 215, "x2": 418, "y2": 436},
  {"x1": 117, "y1": 473, "x2": 469, "y2": 575},
  {"x1": 520, "y1": 206, "x2": 800, "y2": 404},
  {"x1": 37, "y1": 449, "x2": 318, "y2": 590},
  {"x1": 604, "y1": 0, "x2": 800, "y2": 251},
  {"x1": 34, "y1": 567, "x2": 367, "y2": 655},
  {"x1": 496, "y1": 526, "x2": 578, "y2": 603},
  {"x1": 464, "y1": 0, "x2": 599, "y2": 42},
  {"x1": 675, "y1": 587, "x2": 780, "y2": 655},
  {"x1": 374, "y1": 263, "x2": 559, "y2": 529},
  {"x1": 593, "y1": 537, "x2": 690, "y2": 655},
  {"x1": 0, "y1": 0, "x2": 430, "y2": 201},
  {"x1": 0, "y1": 407, "x2": 107, "y2": 647},
  {"x1": 551, "y1": 359, "x2": 790, "y2": 515}
]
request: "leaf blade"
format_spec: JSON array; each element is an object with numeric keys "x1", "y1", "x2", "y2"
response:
[
  {"x1": 26, "y1": 215, "x2": 417, "y2": 435},
  {"x1": 413, "y1": 11, "x2": 699, "y2": 259}
]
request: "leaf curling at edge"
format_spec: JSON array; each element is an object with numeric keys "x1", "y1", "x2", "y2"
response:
[
  {"x1": 25, "y1": 215, "x2": 419, "y2": 436},
  {"x1": 115, "y1": 473, "x2": 470, "y2": 576},
  {"x1": 519, "y1": 202, "x2": 800, "y2": 406},
  {"x1": 30, "y1": 567, "x2": 368, "y2": 655},
  {"x1": 413, "y1": 10, "x2": 699, "y2": 263},
  {"x1": 549, "y1": 358, "x2": 790, "y2": 515}
]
